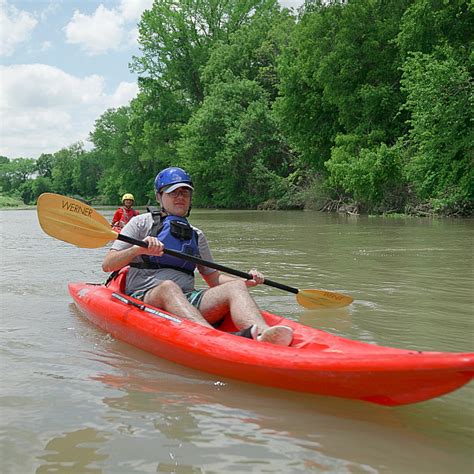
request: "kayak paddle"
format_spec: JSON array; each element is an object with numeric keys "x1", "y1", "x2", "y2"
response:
[{"x1": 36, "y1": 193, "x2": 353, "y2": 308}]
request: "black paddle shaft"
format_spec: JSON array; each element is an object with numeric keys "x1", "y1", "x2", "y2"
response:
[{"x1": 117, "y1": 233, "x2": 299, "y2": 295}]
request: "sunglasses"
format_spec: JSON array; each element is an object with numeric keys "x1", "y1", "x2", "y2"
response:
[{"x1": 167, "y1": 188, "x2": 192, "y2": 198}]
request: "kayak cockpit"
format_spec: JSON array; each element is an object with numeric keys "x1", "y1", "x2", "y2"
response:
[{"x1": 103, "y1": 267, "x2": 331, "y2": 349}]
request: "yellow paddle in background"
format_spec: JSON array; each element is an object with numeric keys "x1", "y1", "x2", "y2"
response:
[{"x1": 36, "y1": 193, "x2": 354, "y2": 309}]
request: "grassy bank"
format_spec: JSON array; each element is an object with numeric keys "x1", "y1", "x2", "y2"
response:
[{"x1": 0, "y1": 195, "x2": 26, "y2": 208}]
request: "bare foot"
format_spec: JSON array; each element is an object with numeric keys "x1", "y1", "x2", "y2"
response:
[{"x1": 256, "y1": 325, "x2": 293, "y2": 346}]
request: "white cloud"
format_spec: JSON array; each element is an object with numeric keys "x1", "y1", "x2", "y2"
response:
[
  {"x1": 0, "y1": 64, "x2": 138, "y2": 158},
  {"x1": 0, "y1": 0, "x2": 38, "y2": 57},
  {"x1": 109, "y1": 81, "x2": 140, "y2": 108},
  {"x1": 64, "y1": 5, "x2": 124, "y2": 55},
  {"x1": 0, "y1": 64, "x2": 105, "y2": 107},
  {"x1": 64, "y1": 0, "x2": 153, "y2": 55},
  {"x1": 119, "y1": 0, "x2": 154, "y2": 22}
]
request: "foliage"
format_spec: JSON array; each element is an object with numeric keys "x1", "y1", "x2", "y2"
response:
[
  {"x1": 36, "y1": 154, "x2": 55, "y2": 178},
  {"x1": 178, "y1": 3, "x2": 295, "y2": 208},
  {"x1": 201, "y1": 4, "x2": 293, "y2": 99},
  {"x1": 0, "y1": 143, "x2": 104, "y2": 205},
  {"x1": 124, "y1": 0, "x2": 286, "y2": 205},
  {"x1": 129, "y1": 83, "x2": 189, "y2": 171},
  {"x1": 0, "y1": 157, "x2": 36, "y2": 193},
  {"x1": 89, "y1": 107, "x2": 144, "y2": 204},
  {"x1": 396, "y1": 0, "x2": 472, "y2": 58},
  {"x1": 400, "y1": 47, "x2": 473, "y2": 214},
  {"x1": 276, "y1": 0, "x2": 471, "y2": 214},
  {"x1": 31, "y1": 176, "x2": 53, "y2": 198},
  {"x1": 326, "y1": 134, "x2": 407, "y2": 212},
  {"x1": 132, "y1": 0, "x2": 280, "y2": 105},
  {"x1": 274, "y1": 1, "x2": 341, "y2": 169},
  {"x1": 1, "y1": 0, "x2": 471, "y2": 216},
  {"x1": 50, "y1": 143, "x2": 86, "y2": 196},
  {"x1": 178, "y1": 79, "x2": 291, "y2": 207},
  {"x1": 0, "y1": 194, "x2": 25, "y2": 207}
]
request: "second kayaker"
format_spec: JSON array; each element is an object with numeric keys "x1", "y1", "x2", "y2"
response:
[
  {"x1": 102, "y1": 167, "x2": 293, "y2": 346},
  {"x1": 111, "y1": 193, "x2": 139, "y2": 231}
]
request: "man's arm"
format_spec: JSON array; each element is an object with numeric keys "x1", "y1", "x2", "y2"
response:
[
  {"x1": 202, "y1": 269, "x2": 264, "y2": 288},
  {"x1": 103, "y1": 247, "x2": 140, "y2": 273},
  {"x1": 102, "y1": 237, "x2": 164, "y2": 273},
  {"x1": 202, "y1": 271, "x2": 236, "y2": 287}
]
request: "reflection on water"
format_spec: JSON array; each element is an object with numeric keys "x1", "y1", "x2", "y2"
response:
[
  {"x1": 37, "y1": 428, "x2": 108, "y2": 474},
  {"x1": 1, "y1": 209, "x2": 473, "y2": 473}
]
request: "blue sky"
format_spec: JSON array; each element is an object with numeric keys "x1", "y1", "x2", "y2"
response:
[{"x1": 1, "y1": 0, "x2": 304, "y2": 159}]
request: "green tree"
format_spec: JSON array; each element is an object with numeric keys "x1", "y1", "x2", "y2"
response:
[
  {"x1": 50, "y1": 143, "x2": 85, "y2": 196},
  {"x1": 317, "y1": 0, "x2": 410, "y2": 139},
  {"x1": 179, "y1": 79, "x2": 290, "y2": 208},
  {"x1": 395, "y1": 0, "x2": 473, "y2": 214},
  {"x1": 90, "y1": 107, "x2": 153, "y2": 204},
  {"x1": 132, "y1": 0, "x2": 280, "y2": 105},
  {"x1": 182, "y1": 4, "x2": 295, "y2": 207},
  {"x1": 127, "y1": 82, "x2": 191, "y2": 190},
  {"x1": 201, "y1": 4, "x2": 294, "y2": 100},
  {"x1": 274, "y1": 0, "x2": 342, "y2": 169},
  {"x1": 397, "y1": 0, "x2": 472, "y2": 59},
  {"x1": 72, "y1": 150, "x2": 104, "y2": 199},
  {"x1": 401, "y1": 48, "x2": 473, "y2": 214},
  {"x1": 326, "y1": 134, "x2": 407, "y2": 211},
  {"x1": 276, "y1": 0, "x2": 412, "y2": 212},
  {"x1": 126, "y1": 0, "x2": 287, "y2": 205},
  {"x1": 36, "y1": 153, "x2": 55, "y2": 178},
  {"x1": 31, "y1": 176, "x2": 53, "y2": 201},
  {"x1": 0, "y1": 157, "x2": 36, "y2": 193}
]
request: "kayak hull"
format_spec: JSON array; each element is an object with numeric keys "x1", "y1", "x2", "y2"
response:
[{"x1": 68, "y1": 270, "x2": 474, "y2": 406}]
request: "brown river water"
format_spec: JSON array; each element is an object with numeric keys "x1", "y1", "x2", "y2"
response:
[{"x1": 1, "y1": 208, "x2": 473, "y2": 473}]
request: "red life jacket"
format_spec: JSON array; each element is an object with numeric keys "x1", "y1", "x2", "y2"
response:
[{"x1": 113, "y1": 207, "x2": 139, "y2": 228}]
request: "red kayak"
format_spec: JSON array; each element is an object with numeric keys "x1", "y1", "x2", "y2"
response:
[{"x1": 68, "y1": 268, "x2": 474, "y2": 406}]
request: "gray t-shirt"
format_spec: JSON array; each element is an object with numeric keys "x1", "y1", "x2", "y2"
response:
[{"x1": 110, "y1": 213, "x2": 216, "y2": 295}]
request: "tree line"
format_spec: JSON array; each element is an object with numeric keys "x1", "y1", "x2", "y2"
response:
[{"x1": 1, "y1": 0, "x2": 472, "y2": 216}]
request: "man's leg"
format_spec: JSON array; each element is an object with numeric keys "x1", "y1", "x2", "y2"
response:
[
  {"x1": 143, "y1": 280, "x2": 214, "y2": 328},
  {"x1": 198, "y1": 279, "x2": 268, "y2": 329},
  {"x1": 144, "y1": 279, "x2": 293, "y2": 345},
  {"x1": 199, "y1": 280, "x2": 293, "y2": 345}
]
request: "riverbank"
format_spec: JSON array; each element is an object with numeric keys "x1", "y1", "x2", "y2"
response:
[
  {"x1": 0, "y1": 195, "x2": 31, "y2": 208},
  {"x1": 1, "y1": 192, "x2": 471, "y2": 218}
]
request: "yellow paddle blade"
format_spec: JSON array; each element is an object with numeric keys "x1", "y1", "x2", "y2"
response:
[
  {"x1": 296, "y1": 289, "x2": 354, "y2": 309},
  {"x1": 37, "y1": 193, "x2": 117, "y2": 248}
]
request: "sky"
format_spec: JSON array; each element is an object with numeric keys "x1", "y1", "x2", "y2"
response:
[{"x1": 0, "y1": 0, "x2": 304, "y2": 159}]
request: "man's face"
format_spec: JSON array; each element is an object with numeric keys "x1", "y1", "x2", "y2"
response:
[{"x1": 159, "y1": 187, "x2": 192, "y2": 216}]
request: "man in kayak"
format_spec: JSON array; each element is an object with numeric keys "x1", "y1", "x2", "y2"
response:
[
  {"x1": 102, "y1": 167, "x2": 293, "y2": 346},
  {"x1": 111, "y1": 193, "x2": 139, "y2": 231}
]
